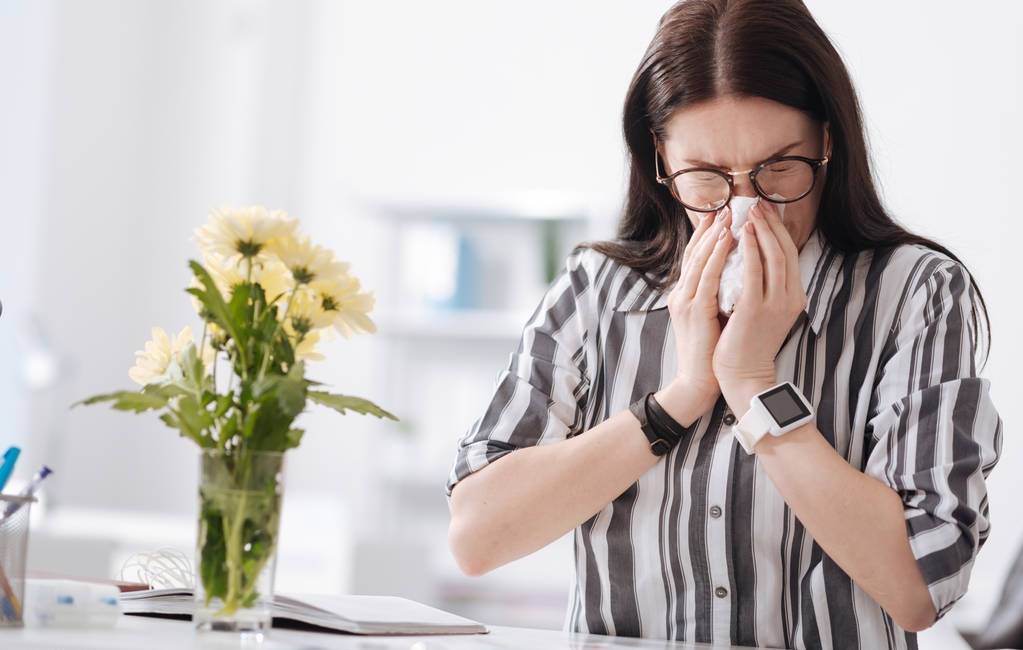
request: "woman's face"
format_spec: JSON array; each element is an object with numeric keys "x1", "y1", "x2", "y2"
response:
[{"x1": 657, "y1": 95, "x2": 830, "y2": 252}]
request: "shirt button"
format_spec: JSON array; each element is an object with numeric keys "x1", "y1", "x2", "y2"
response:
[
  {"x1": 723, "y1": 413, "x2": 736, "y2": 425},
  {"x1": 715, "y1": 586, "x2": 728, "y2": 598},
  {"x1": 709, "y1": 505, "x2": 722, "y2": 518}
]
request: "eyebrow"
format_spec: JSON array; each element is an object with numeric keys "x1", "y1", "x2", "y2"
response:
[{"x1": 683, "y1": 140, "x2": 804, "y2": 170}]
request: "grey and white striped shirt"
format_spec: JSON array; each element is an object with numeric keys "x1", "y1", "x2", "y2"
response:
[{"x1": 444, "y1": 226, "x2": 1003, "y2": 649}]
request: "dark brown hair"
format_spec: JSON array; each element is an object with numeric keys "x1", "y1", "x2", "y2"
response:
[{"x1": 580, "y1": 0, "x2": 991, "y2": 369}]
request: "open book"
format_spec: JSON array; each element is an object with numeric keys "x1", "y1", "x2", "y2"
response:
[{"x1": 120, "y1": 588, "x2": 489, "y2": 636}]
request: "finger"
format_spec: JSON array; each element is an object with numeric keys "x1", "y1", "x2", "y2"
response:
[
  {"x1": 681, "y1": 209, "x2": 732, "y2": 298},
  {"x1": 677, "y1": 212, "x2": 715, "y2": 293},
  {"x1": 680, "y1": 212, "x2": 712, "y2": 274},
  {"x1": 750, "y1": 203, "x2": 786, "y2": 299},
  {"x1": 695, "y1": 222, "x2": 735, "y2": 303},
  {"x1": 682, "y1": 207, "x2": 726, "y2": 269},
  {"x1": 757, "y1": 200, "x2": 801, "y2": 294},
  {"x1": 738, "y1": 219, "x2": 763, "y2": 306}
]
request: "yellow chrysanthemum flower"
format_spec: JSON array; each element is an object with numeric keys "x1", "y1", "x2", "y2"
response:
[
  {"x1": 199, "y1": 253, "x2": 294, "y2": 307},
  {"x1": 312, "y1": 274, "x2": 377, "y2": 339},
  {"x1": 194, "y1": 206, "x2": 297, "y2": 270},
  {"x1": 284, "y1": 286, "x2": 332, "y2": 331},
  {"x1": 202, "y1": 321, "x2": 224, "y2": 348},
  {"x1": 269, "y1": 234, "x2": 349, "y2": 287},
  {"x1": 128, "y1": 326, "x2": 195, "y2": 386},
  {"x1": 292, "y1": 328, "x2": 324, "y2": 362}
]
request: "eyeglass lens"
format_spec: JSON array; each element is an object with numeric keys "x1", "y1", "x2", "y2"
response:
[{"x1": 672, "y1": 159, "x2": 817, "y2": 211}]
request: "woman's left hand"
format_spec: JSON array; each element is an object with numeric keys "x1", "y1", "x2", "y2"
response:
[{"x1": 712, "y1": 199, "x2": 807, "y2": 413}]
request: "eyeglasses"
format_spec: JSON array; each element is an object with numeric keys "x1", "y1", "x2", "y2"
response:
[{"x1": 654, "y1": 146, "x2": 829, "y2": 213}]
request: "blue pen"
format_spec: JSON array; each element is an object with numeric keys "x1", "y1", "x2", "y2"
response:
[
  {"x1": 0, "y1": 465, "x2": 52, "y2": 521},
  {"x1": 0, "y1": 447, "x2": 19, "y2": 493}
]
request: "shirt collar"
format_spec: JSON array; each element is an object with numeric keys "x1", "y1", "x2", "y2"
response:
[{"x1": 612, "y1": 227, "x2": 841, "y2": 336}]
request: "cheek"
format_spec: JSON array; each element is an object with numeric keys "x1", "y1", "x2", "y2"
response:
[
  {"x1": 683, "y1": 208, "x2": 701, "y2": 230},
  {"x1": 780, "y1": 199, "x2": 817, "y2": 229},
  {"x1": 777, "y1": 199, "x2": 819, "y2": 245}
]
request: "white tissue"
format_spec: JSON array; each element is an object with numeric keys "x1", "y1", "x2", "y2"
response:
[{"x1": 717, "y1": 195, "x2": 786, "y2": 315}]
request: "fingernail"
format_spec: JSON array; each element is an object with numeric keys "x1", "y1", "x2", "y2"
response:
[{"x1": 718, "y1": 228, "x2": 728, "y2": 240}]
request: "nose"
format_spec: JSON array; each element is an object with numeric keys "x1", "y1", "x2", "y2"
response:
[{"x1": 731, "y1": 174, "x2": 757, "y2": 199}]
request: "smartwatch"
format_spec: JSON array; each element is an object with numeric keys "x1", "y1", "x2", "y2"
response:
[{"x1": 731, "y1": 381, "x2": 815, "y2": 454}]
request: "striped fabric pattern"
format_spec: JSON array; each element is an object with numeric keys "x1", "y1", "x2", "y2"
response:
[{"x1": 444, "y1": 226, "x2": 1003, "y2": 649}]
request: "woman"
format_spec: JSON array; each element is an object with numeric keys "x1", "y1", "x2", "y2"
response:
[{"x1": 445, "y1": 1, "x2": 1003, "y2": 648}]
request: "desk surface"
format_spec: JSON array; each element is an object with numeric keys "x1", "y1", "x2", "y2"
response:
[{"x1": 0, "y1": 614, "x2": 760, "y2": 649}]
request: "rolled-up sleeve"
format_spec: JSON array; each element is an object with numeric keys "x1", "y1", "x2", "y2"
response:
[
  {"x1": 864, "y1": 258, "x2": 1003, "y2": 622},
  {"x1": 444, "y1": 246, "x2": 593, "y2": 503}
]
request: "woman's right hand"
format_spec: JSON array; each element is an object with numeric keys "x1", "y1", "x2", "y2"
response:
[{"x1": 658, "y1": 206, "x2": 736, "y2": 419}]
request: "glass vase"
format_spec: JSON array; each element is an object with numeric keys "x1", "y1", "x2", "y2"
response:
[{"x1": 194, "y1": 448, "x2": 285, "y2": 636}]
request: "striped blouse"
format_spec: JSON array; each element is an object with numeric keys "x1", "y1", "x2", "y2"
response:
[{"x1": 444, "y1": 226, "x2": 1003, "y2": 649}]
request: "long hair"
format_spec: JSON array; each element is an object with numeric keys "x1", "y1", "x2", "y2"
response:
[{"x1": 581, "y1": 0, "x2": 991, "y2": 369}]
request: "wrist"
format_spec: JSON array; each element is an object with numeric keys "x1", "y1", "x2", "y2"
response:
[
  {"x1": 721, "y1": 378, "x2": 777, "y2": 418},
  {"x1": 728, "y1": 380, "x2": 817, "y2": 455},
  {"x1": 655, "y1": 378, "x2": 712, "y2": 429}
]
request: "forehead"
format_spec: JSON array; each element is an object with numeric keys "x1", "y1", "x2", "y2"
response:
[{"x1": 662, "y1": 95, "x2": 818, "y2": 163}]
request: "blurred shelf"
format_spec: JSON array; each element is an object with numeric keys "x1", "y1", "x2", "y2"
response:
[
  {"x1": 355, "y1": 190, "x2": 591, "y2": 223},
  {"x1": 376, "y1": 308, "x2": 529, "y2": 341},
  {"x1": 38, "y1": 506, "x2": 195, "y2": 546}
]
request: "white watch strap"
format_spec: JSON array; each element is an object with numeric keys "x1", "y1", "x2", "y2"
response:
[{"x1": 732, "y1": 403, "x2": 774, "y2": 454}]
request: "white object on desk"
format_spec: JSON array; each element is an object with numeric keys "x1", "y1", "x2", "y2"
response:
[
  {"x1": 120, "y1": 587, "x2": 488, "y2": 635},
  {"x1": 23, "y1": 579, "x2": 119, "y2": 629}
]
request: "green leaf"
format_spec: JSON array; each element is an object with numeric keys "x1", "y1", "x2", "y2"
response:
[
  {"x1": 213, "y1": 393, "x2": 234, "y2": 419},
  {"x1": 244, "y1": 369, "x2": 308, "y2": 450},
  {"x1": 285, "y1": 428, "x2": 305, "y2": 449},
  {"x1": 148, "y1": 383, "x2": 190, "y2": 400},
  {"x1": 72, "y1": 389, "x2": 168, "y2": 413},
  {"x1": 218, "y1": 412, "x2": 240, "y2": 450},
  {"x1": 241, "y1": 407, "x2": 259, "y2": 441},
  {"x1": 176, "y1": 395, "x2": 214, "y2": 439},
  {"x1": 308, "y1": 391, "x2": 399, "y2": 421},
  {"x1": 160, "y1": 408, "x2": 215, "y2": 448},
  {"x1": 177, "y1": 343, "x2": 211, "y2": 397},
  {"x1": 187, "y1": 261, "x2": 245, "y2": 367}
]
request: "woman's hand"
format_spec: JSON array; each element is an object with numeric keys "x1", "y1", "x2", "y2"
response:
[
  {"x1": 712, "y1": 199, "x2": 807, "y2": 413},
  {"x1": 660, "y1": 206, "x2": 736, "y2": 419}
]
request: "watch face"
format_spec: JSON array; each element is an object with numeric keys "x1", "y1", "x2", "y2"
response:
[{"x1": 759, "y1": 383, "x2": 810, "y2": 427}]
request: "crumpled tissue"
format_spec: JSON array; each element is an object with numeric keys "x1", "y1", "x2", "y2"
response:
[{"x1": 717, "y1": 195, "x2": 786, "y2": 316}]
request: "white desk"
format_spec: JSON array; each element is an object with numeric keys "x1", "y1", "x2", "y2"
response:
[{"x1": 0, "y1": 615, "x2": 758, "y2": 649}]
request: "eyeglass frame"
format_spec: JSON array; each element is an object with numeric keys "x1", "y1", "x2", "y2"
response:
[{"x1": 653, "y1": 143, "x2": 830, "y2": 213}]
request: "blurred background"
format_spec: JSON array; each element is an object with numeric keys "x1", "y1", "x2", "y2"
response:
[{"x1": 0, "y1": 1, "x2": 1019, "y2": 647}]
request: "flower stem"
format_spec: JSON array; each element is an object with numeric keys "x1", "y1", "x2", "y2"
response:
[
  {"x1": 256, "y1": 283, "x2": 298, "y2": 382},
  {"x1": 217, "y1": 449, "x2": 252, "y2": 616}
]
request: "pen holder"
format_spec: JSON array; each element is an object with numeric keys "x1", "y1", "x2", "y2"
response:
[{"x1": 0, "y1": 495, "x2": 35, "y2": 628}]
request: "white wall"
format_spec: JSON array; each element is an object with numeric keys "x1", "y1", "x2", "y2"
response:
[
  {"x1": 22, "y1": 0, "x2": 317, "y2": 513},
  {"x1": 0, "y1": 0, "x2": 53, "y2": 455}
]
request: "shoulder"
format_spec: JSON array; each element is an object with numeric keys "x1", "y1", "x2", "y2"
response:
[
  {"x1": 871, "y1": 242, "x2": 973, "y2": 304},
  {"x1": 884, "y1": 241, "x2": 967, "y2": 284},
  {"x1": 565, "y1": 243, "x2": 615, "y2": 281},
  {"x1": 563, "y1": 242, "x2": 668, "y2": 314},
  {"x1": 867, "y1": 242, "x2": 981, "y2": 349},
  {"x1": 832, "y1": 240, "x2": 977, "y2": 330},
  {"x1": 566, "y1": 242, "x2": 664, "y2": 292}
]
